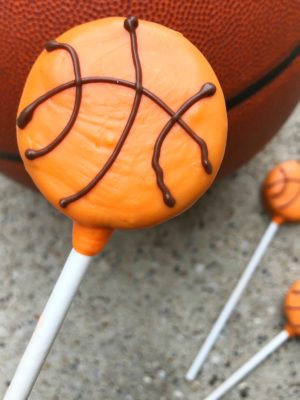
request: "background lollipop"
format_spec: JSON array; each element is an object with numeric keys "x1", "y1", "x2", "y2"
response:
[
  {"x1": 4, "y1": 16, "x2": 227, "y2": 399},
  {"x1": 204, "y1": 279, "x2": 300, "y2": 400},
  {"x1": 186, "y1": 159, "x2": 300, "y2": 380},
  {"x1": 1, "y1": 1, "x2": 299, "y2": 183}
]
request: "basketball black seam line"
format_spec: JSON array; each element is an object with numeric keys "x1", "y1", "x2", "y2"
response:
[
  {"x1": 1, "y1": 43, "x2": 299, "y2": 163},
  {"x1": 0, "y1": 151, "x2": 22, "y2": 162},
  {"x1": 226, "y1": 43, "x2": 300, "y2": 109}
]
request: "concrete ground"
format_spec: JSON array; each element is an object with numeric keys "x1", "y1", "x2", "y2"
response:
[{"x1": 0, "y1": 103, "x2": 300, "y2": 400}]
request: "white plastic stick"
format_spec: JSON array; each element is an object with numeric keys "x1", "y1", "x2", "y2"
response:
[
  {"x1": 204, "y1": 330, "x2": 289, "y2": 400},
  {"x1": 186, "y1": 221, "x2": 279, "y2": 381},
  {"x1": 4, "y1": 248, "x2": 92, "y2": 400}
]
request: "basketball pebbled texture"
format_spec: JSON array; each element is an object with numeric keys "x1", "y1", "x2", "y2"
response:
[{"x1": 0, "y1": 0, "x2": 300, "y2": 184}]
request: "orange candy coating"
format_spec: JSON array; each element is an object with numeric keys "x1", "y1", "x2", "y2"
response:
[
  {"x1": 284, "y1": 280, "x2": 300, "y2": 337},
  {"x1": 17, "y1": 17, "x2": 227, "y2": 255},
  {"x1": 262, "y1": 160, "x2": 300, "y2": 224}
]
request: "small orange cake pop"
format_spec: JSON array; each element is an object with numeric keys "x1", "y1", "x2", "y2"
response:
[
  {"x1": 263, "y1": 160, "x2": 300, "y2": 224},
  {"x1": 204, "y1": 280, "x2": 300, "y2": 400},
  {"x1": 284, "y1": 279, "x2": 300, "y2": 336},
  {"x1": 17, "y1": 16, "x2": 227, "y2": 255}
]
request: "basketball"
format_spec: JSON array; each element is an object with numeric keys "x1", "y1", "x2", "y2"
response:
[{"x1": 1, "y1": 0, "x2": 299, "y2": 185}]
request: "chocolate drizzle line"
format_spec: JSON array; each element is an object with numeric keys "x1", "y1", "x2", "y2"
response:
[
  {"x1": 60, "y1": 16, "x2": 143, "y2": 208},
  {"x1": 286, "y1": 305, "x2": 300, "y2": 310},
  {"x1": 152, "y1": 83, "x2": 215, "y2": 206},
  {"x1": 21, "y1": 41, "x2": 83, "y2": 160},
  {"x1": 17, "y1": 16, "x2": 215, "y2": 208}
]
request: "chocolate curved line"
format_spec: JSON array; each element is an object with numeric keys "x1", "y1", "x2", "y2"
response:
[
  {"x1": 265, "y1": 168, "x2": 300, "y2": 200},
  {"x1": 276, "y1": 184, "x2": 300, "y2": 210},
  {"x1": 152, "y1": 83, "x2": 215, "y2": 207},
  {"x1": 266, "y1": 178, "x2": 300, "y2": 189},
  {"x1": 17, "y1": 77, "x2": 214, "y2": 171},
  {"x1": 268, "y1": 167, "x2": 288, "y2": 198},
  {"x1": 286, "y1": 305, "x2": 300, "y2": 310},
  {"x1": 17, "y1": 16, "x2": 215, "y2": 208},
  {"x1": 289, "y1": 323, "x2": 300, "y2": 328},
  {"x1": 18, "y1": 41, "x2": 83, "y2": 160},
  {"x1": 60, "y1": 16, "x2": 143, "y2": 208}
]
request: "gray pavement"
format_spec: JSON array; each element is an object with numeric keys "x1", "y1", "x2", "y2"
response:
[{"x1": 0, "y1": 103, "x2": 299, "y2": 399}]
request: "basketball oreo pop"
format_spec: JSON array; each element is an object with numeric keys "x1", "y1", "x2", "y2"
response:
[{"x1": 4, "y1": 16, "x2": 227, "y2": 399}]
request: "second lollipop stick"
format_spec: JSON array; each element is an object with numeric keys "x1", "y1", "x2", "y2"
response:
[
  {"x1": 186, "y1": 219, "x2": 280, "y2": 381},
  {"x1": 203, "y1": 330, "x2": 290, "y2": 400},
  {"x1": 187, "y1": 159, "x2": 300, "y2": 380},
  {"x1": 204, "y1": 277, "x2": 300, "y2": 400}
]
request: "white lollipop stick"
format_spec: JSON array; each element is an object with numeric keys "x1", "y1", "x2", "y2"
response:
[
  {"x1": 4, "y1": 249, "x2": 92, "y2": 400},
  {"x1": 186, "y1": 220, "x2": 279, "y2": 381},
  {"x1": 203, "y1": 330, "x2": 290, "y2": 400}
]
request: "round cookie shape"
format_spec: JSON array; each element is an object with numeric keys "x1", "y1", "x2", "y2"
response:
[
  {"x1": 17, "y1": 17, "x2": 227, "y2": 249},
  {"x1": 262, "y1": 160, "x2": 300, "y2": 223},
  {"x1": 284, "y1": 280, "x2": 300, "y2": 336}
]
